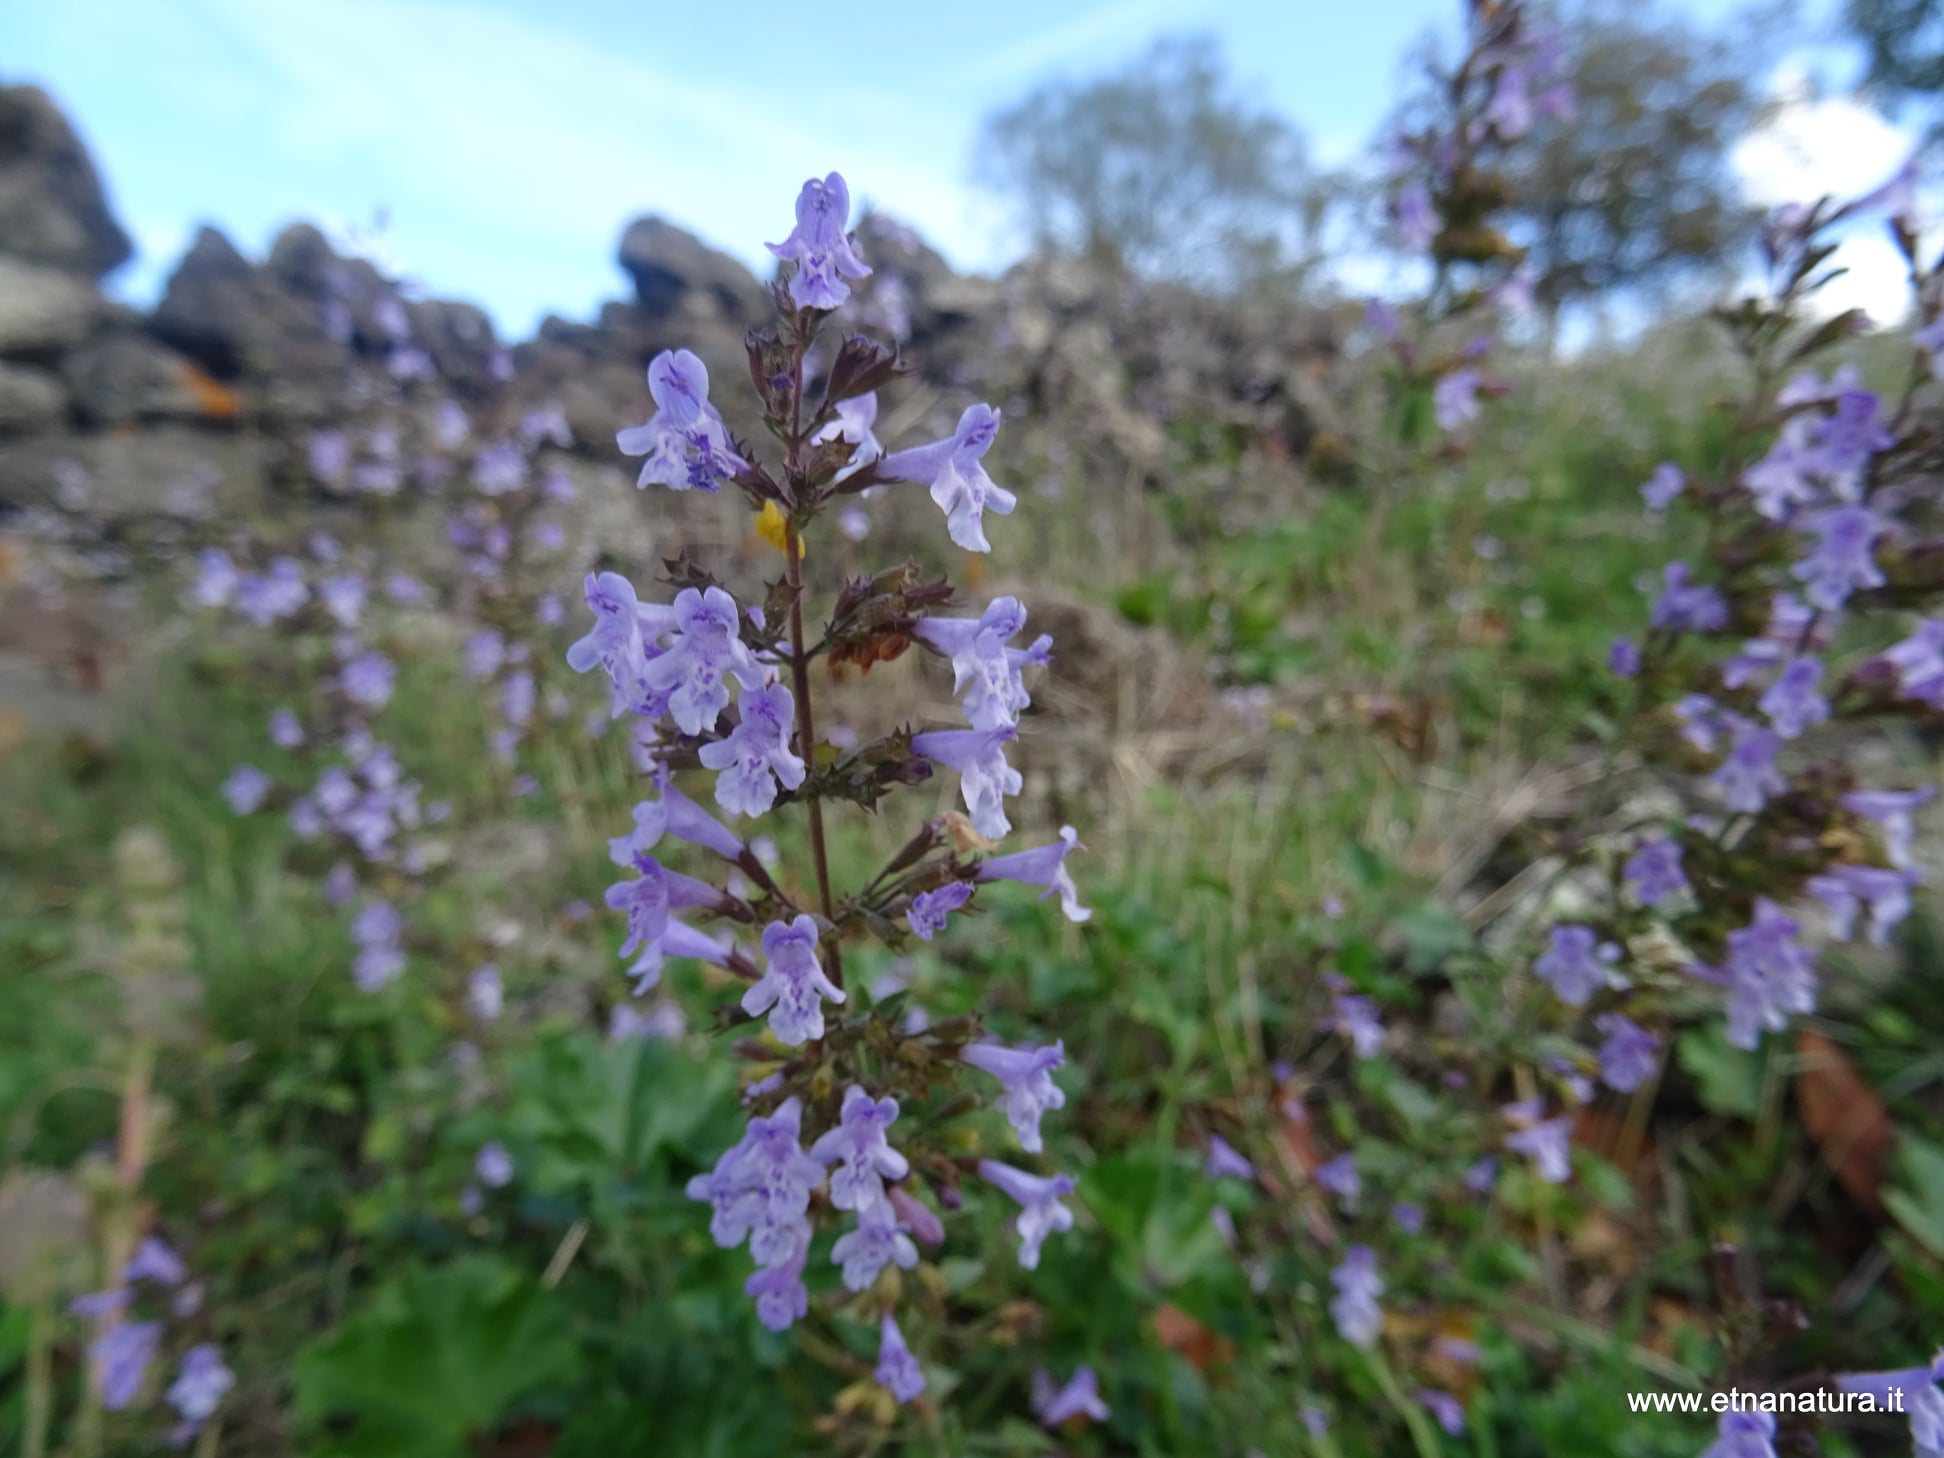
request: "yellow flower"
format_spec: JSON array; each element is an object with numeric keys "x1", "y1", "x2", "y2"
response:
[{"x1": 756, "y1": 501, "x2": 804, "y2": 559}]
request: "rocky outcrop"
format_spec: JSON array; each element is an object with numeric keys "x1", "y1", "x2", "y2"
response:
[
  {"x1": 0, "y1": 86, "x2": 131, "y2": 278},
  {"x1": 0, "y1": 85, "x2": 1346, "y2": 554}
]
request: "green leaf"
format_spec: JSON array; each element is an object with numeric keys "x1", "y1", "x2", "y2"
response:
[
  {"x1": 1884, "y1": 1134, "x2": 1944, "y2": 1260},
  {"x1": 294, "y1": 1257, "x2": 579, "y2": 1457},
  {"x1": 1389, "y1": 900, "x2": 1473, "y2": 973},
  {"x1": 1675, "y1": 1025, "x2": 1760, "y2": 1119}
]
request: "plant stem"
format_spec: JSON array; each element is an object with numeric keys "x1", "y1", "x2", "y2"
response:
[{"x1": 785, "y1": 520, "x2": 842, "y2": 990}]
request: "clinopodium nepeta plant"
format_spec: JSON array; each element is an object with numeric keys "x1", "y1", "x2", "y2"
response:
[{"x1": 564, "y1": 171, "x2": 1087, "y2": 1402}]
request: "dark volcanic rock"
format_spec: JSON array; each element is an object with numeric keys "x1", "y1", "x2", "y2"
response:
[
  {"x1": 60, "y1": 329, "x2": 205, "y2": 426},
  {"x1": 148, "y1": 226, "x2": 273, "y2": 376},
  {"x1": 0, "y1": 361, "x2": 67, "y2": 434},
  {"x1": 0, "y1": 255, "x2": 101, "y2": 355},
  {"x1": 0, "y1": 86, "x2": 132, "y2": 278},
  {"x1": 617, "y1": 217, "x2": 768, "y2": 324}
]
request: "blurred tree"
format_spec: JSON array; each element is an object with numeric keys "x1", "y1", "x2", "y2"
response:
[
  {"x1": 1504, "y1": 3, "x2": 1785, "y2": 329},
  {"x1": 1846, "y1": 0, "x2": 1944, "y2": 125},
  {"x1": 975, "y1": 35, "x2": 1328, "y2": 289}
]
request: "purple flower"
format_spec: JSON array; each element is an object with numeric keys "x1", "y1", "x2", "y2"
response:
[
  {"x1": 616, "y1": 349, "x2": 746, "y2": 492},
  {"x1": 318, "y1": 575, "x2": 367, "y2": 629},
  {"x1": 1393, "y1": 184, "x2": 1437, "y2": 251},
  {"x1": 914, "y1": 596, "x2": 1051, "y2": 731},
  {"x1": 567, "y1": 571, "x2": 679, "y2": 720},
  {"x1": 1884, "y1": 620, "x2": 1944, "y2": 707},
  {"x1": 809, "y1": 1085, "x2": 908, "y2": 1212},
  {"x1": 690, "y1": 1098, "x2": 825, "y2": 1268},
  {"x1": 1845, "y1": 786, "x2": 1933, "y2": 869},
  {"x1": 604, "y1": 856, "x2": 727, "y2": 991},
  {"x1": 878, "y1": 404, "x2": 1016, "y2": 553},
  {"x1": 474, "y1": 442, "x2": 526, "y2": 496},
  {"x1": 1204, "y1": 1133, "x2": 1255, "y2": 1182},
  {"x1": 1744, "y1": 418, "x2": 1819, "y2": 519},
  {"x1": 223, "y1": 764, "x2": 272, "y2": 815},
  {"x1": 125, "y1": 1237, "x2": 187, "y2": 1286},
  {"x1": 268, "y1": 707, "x2": 304, "y2": 749},
  {"x1": 1608, "y1": 636, "x2": 1640, "y2": 678},
  {"x1": 1716, "y1": 898, "x2": 1818, "y2": 1049},
  {"x1": 475, "y1": 1141, "x2": 513, "y2": 1188},
  {"x1": 1809, "y1": 864, "x2": 1917, "y2": 946},
  {"x1": 1793, "y1": 504, "x2": 1887, "y2": 611},
  {"x1": 1329, "y1": 1246, "x2": 1384, "y2": 1349},
  {"x1": 190, "y1": 548, "x2": 240, "y2": 609},
  {"x1": 468, "y1": 964, "x2": 503, "y2": 1021},
  {"x1": 1833, "y1": 1350, "x2": 1944, "y2": 1456},
  {"x1": 165, "y1": 1344, "x2": 234, "y2": 1428},
  {"x1": 767, "y1": 172, "x2": 871, "y2": 310},
  {"x1": 1464, "y1": 1157, "x2": 1499, "y2": 1193},
  {"x1": 1433, "y1": 369, "x2": 1481, "y2": 432},
  {"x1": 1813, "y1": 389, "x2": 1894, "y2": 482},
  {"x1": 1675, "y1": 693, "x2": 1724, "y2": 751},
  {"x1": 1315, "y1": 1153, "x2": 1361, "y2": 1207},
  {"x1": 93, "y1": 1320, "x2": 162, "y2": 1410},
  {"x1": 233, "y1": 558, "x2": 309, "y2": 625},
  {"x1": 610, "y1": 770, "x2": 745, "y2": 864},
  {"x1": 1710, "y1": 716, "x2": 1786, "y2": 814},
  {"x1": 1701, "y1": 1410, "x2": 1778, "y2": 1458},
  {"x1": 1594, "y1": 1014, "x2": 1659, "y2": 1093},
  {"x1": 1392, "y1": 1201, "x2": 1424, "y2": 1235},
  {"x1": 890, "y1": 1189, "x2": 944, "y2": 1251},
  {"x1": 978, "y1": 1159, "x2": 1076, "y2": 1270},
  {"x1": 1417, "y1": 1389, "x2": 1466, "y2": 1435},
  {"x1": 1624, "y1": 838, "x2": 1688, "y2": 907},
  {"x1": 518, "y1": 405, "x2": 572, "y2": 450},
  {"x1": 1364, "y1": 297, "x2": 1400, "y2": 340},
  {"x1": 1757, "y1": 657, "x2": 1828, "y2": 738},
  {"x1": 975, "y1": 825, "x2": 1089, "y2": 921},
  {"x1": 70, "y1": 1288, "x2": 130, "y2": 1319},
  {"x1": 1327, "y1": 989, "x2": 1385, "y2": 1058},
  {"x1": 1503, "y1": 1102, "x2": 1573, "y2": 1183},
  {"x1": 1650, "y1": 561, "x2": 1728, "y2": 634},
  {"x1": 433, "y1": 398, "x2": 469, "y2": 450},
  {"x1": 742, "y1": 915, "x2": 846, "y2": 1047},
  {"x1": 830, "y1": 1198, "x2": 919, "y2": 1291},
  {"x1": 1032, "y1": 1366, "x2": 1110, "y2": 1427},
  {"x1": 875, "y1": 1314, "x2": 926, "y2": 1403},
  {"x1": 1723, "y1": 594, "x2": 1822, "y2": 689},
  {"x1": 907, "y1": 881, "x2": 973, "y2": 940},
  {"x1": 340, "y1": 650, "x2": 396, "y2": 711},
  {"x1": 643, "y1": 586, "x2": 765, "y2": 736},
  {"x1": 744, "y1": 1231, "x2": 810, "y2": 1333},
  {"x1": 1641, "y1": 462, "x2": 1684, "y2": 510},
  {"x1": 608, "y1": 1001, "x2": 686, "y2": 1041},
  {"x1": 309, "y1": 429, "x2": 350, "y2": 484},
  {"x1": 698, "y1": 683, "x2": 806, "y2": 818},
  {"x1": 962, "y1": 1041, "x2": 1067, "y2": 1154},
  {"x1": 1534, "y1": 924, "x2": 1625, "y2": 1007},
  {"x1": 463, "y1": 629, "x2": 506, "y2": 681},
  {"x1": 912, "y1": 725, "x2": 1021, "y2": 840}
]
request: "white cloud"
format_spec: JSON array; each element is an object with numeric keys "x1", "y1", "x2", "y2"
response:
[{"x1": 1727, "y1": 70, "x2": 1925, "y2": 325}]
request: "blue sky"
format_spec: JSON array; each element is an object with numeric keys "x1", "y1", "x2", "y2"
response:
[{"x1": 1, "y1": 0, "x2": 1918, "y2": 338}]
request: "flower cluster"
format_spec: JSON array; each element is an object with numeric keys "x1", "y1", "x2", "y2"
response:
[
  {"x1": 71, "y1": 1236, "x2": 233, "y2": 1443},
  {"x1": 565, "y1": 172, "x2": 1096, "y2": 1410}
]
